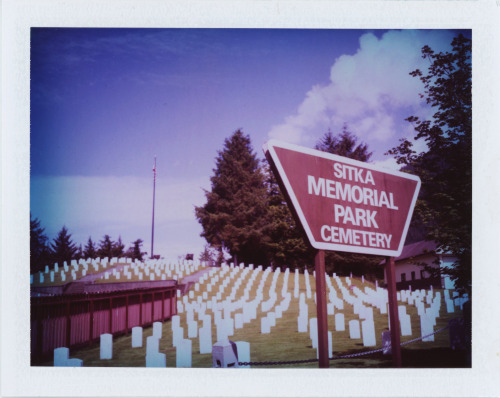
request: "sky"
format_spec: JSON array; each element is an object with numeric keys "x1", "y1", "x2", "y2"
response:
[{"x1": 30, "y1": 28, "x2": 470, "y2": 262}]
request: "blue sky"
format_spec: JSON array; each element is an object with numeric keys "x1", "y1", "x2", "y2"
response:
[{"x1": 30, "y1": 28, "x2": 470, "y2": 261}]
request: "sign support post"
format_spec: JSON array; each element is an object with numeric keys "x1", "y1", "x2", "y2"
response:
[
  {"x1": 385, "y1": 256, "x2": 402, "y2": 367},
  {"x1": 314, "y1": 250, "x2": 329, "y2": 368}
]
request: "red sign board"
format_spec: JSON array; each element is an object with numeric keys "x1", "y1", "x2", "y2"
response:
[{"x1": 264, "y1": 140, "x2": 421, "y2": 257}]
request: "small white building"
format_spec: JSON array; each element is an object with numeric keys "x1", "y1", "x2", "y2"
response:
[{"x1": 384, "y1": 240, "x2": 457, "y2": 290}]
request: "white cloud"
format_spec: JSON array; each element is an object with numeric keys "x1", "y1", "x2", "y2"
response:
[
  {"x1": 371, "y1": 157, "x2": 402, "y2": 173},
  {"x1": 268, "y1": 30, "x2": 454, "y2": 151}
]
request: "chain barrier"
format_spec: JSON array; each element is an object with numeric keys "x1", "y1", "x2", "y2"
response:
[{"x1": 237, "y1": 325, "x2": 449, "y2": 366}]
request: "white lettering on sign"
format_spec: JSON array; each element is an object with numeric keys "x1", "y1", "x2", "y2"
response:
[
  {"x1": 320, "y1": 225, "x2": 392, "y2": 248},
  {"x1": 333, "y1": 204, "x2": 378, "y2": 228},
  {"x1": 308, "y1": 162, "x2": 400, "y2": 246},
  {"x1": 307, "y1": 175, "x2": 398, "y2": 210},
  {"x1": 333, "y1": 163, "x2": 375, "y2": 185}
]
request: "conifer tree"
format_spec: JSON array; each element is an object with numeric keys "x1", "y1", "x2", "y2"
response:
[
  {"x1": 130, "y1": 239, "x2": 144, "y2": 261},
  {"x1": 112, "y1": 236, "x2": 125, "y2": 258},
  {"x1": 83, "y1": 237, "x2": 97, "y2": 259},
  {"x1": 264, "y1": 165, "x2": 315, "y2": 269},
  {"x1": 195, "y1": 129, "x2": 270, "y2": 266},
  {"x1": 98, "y1": 235, "x2": 114, "y2": 258},
  {"x1": 50, "y1": 226, "x2": 78, "y2": 266},
  {"x1": 30, "y1": 214, "x2": 51, "y2": 273},
  {"x1": 315, "y1": 125, "x2": 373, "y2": 162}
]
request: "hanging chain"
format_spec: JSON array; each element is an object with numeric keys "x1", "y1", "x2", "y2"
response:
[{"x1": 237, "y1": 325, "x2": 450, "y2": 366}]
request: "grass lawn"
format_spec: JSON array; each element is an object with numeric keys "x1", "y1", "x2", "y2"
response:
[{"x1": 34, "y1": 265, "x2": 466, "y2": 368}]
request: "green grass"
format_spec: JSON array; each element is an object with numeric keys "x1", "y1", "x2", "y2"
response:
[{"x1": 35, "y1": 266, "x2": 465, "y2": 368}]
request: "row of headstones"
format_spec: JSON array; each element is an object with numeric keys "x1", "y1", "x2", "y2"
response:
[
  {"x1": 177, "y1": 266, "x2": 294, "y2": 342},
  {"x1": 102, "y1": 260, "x2": 202, "y2": 283},
  {"x1": 54, "y1": 331, "x2": 250, "y2": 368},
  {"x1": 180, "y1": 267, "x2": 290, "y2": 339},
  {"x1": 32, "y1": 258, "x2": 124, "y2": 285}
]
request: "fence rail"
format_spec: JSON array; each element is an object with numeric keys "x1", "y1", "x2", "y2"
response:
[{"x1": 31, "y1": 285, "x2": 177, "y2": 363}]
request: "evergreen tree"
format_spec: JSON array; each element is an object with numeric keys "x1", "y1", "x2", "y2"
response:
[
  {"x1": 315, "y1": 127, "x2": 382, "y2": 279},
  {"x1": 195, "y1": 129, "x2": 270, "y2": 266},
  {"x1": 50, "y1": 226, "x2": 78, "y2": 266},
  {"x1": 75, "y1": 244, "x2": 84, "y2": 260},
  {"x1": 98, "y1": 235, "x2": 114, "y2": 259},
  {"x1": 83, "y1": 237, "x2": 98, "y2": 259},
  {"x1": 112, "y1": 236, "x2": 125, "y2": 258},
  {"x1": 130, "y1": 239, "x2": 144, "y2": 261},
  {"x1": 264, "y1": 165, "x2": 315, "y2": 270},
  {"x1": 315, "y1": 125, "x2": 373, "y2": 162},
  {"x1": 387, "y1": 34, "x2": 472, "y2": 294},
  {"x1": 30, "y1": 214, "x2": 51, "y2": 273}
]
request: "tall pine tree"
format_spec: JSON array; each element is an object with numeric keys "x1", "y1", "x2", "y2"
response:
[
  {"x1": 30, "y1": 214, "x2": 51, "y2": 273},
  {"x1": 50, "y1": 226, "x2": 78, "y2": 266},
  {"x1": 98, "y1": 235, "x2": 114, "y2": 258},
  {"x1": 195, "y1": 129, "x2": 270, "y2": 266},
  {"x1": 264, "y1": 164, "x2": 315, "y2": 270},
  {"x1": 112, "y1": 236, "x2": 125, "y2": 258},
  {"x1": 83, "y1": 237, "x2": 97, "y2": 259}
]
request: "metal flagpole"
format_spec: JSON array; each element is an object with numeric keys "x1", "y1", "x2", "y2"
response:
[{"x1": 151, "y1": 156, "x2": 156, "y2": 259}]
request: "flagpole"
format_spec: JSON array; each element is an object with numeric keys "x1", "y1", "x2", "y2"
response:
[{"x1": 151, "y1": 156, "x2": 156, "y2": 259}]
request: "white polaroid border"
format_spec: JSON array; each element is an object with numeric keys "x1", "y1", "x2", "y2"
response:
[
  {"x1": 2, "y1": 1, "x2": 500, "y2": 398},
  {"x1": 264, "y1": 139, "x2": 421, "y2": 257}
]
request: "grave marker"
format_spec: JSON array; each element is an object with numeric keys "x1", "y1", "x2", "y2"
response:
[
  {"x1": 100, "y1": 334, "x2": 113, "y2": 359},
  {"x1": 132, "y1": 327, "x2": 143, "y2": 347}
]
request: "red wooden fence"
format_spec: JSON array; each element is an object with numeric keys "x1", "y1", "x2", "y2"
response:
[{"x1": 31, "y1": 285, "x2": 177, "y2": 363}]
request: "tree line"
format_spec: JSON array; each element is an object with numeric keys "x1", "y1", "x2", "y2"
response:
[
  {"x1": 30, "y1": 218, "x2": 145, "y2": 274},
  {"x1": 196, "y1": 34, "x2": 471, "y2": 293}
]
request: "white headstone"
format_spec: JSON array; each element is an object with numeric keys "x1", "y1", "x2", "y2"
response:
[
  {"x1": 53, "y1": 347, "x2": 69, "y2": 366},
  {"x1": 361, "y1": 319, "x2": 376, "y2": 347},
  {"x1": 147, "y1": 335, "x2": 160, "y2": 356},
  {"x1": 235, "y1": 313, "x2": 243, "y2": 329},
  {"x1": 235, "y1": 341, "x2": 251, "y2": 368},
  {"x1": 349, "y1": 320, "x2": 361, "y2": 339},
  {"x1": 309, "y1": 318, "x2": 318, "y2": 348},
  {"x1": 335, "y1": 313, "x2": 345, "y2": 331},
  {"x1": 153, "y1": 322, "x2": 162, "y2": 339},
  {"x1": 172, "y1": 325, "x2": 184, "y2": 347},
  {"x1": 420, "y1": 314, "x2": 434, "y2": 342},
  {"x1": 146, "y1": 352, "x2": 166, "y2": 367},
  {"x1": 188, "y1": 320, "x2": 198, "y2": 338},
  {"x1": 100, "y1": 334, "x2": 113, "y2": 359},
  {"x1": 132, "y1": 326, "x2": 143, "y2": 347},
  {"x1": 176, "y1": 339, "x2": 192, "y2": 368},
  {"x1": 65, "y1": 358, "x2": 83, "y2": 367},
  {"x1": 297, "y1": 314, "x2": 308, "y2": 333},
  {"x1": 199, "y1": 325, "x2": 212, "y2": 354}
]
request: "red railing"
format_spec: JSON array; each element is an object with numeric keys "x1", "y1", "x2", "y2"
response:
[{"x1": 31, "y1": 285, "x2": 177, "y2": 363}]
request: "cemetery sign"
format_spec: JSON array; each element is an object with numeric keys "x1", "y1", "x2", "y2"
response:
[{"x1": 264, "y1": 140, "x2": 421, "y2": 257}]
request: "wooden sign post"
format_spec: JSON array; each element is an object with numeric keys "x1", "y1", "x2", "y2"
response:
[
  {"x1": 263, "y1": 140, "x2": 420, "y2": 368},
  {"x1": 315, "y1": 250, "x2": 329, "y2": 368},
  {"x1": 385, "y1": 256, "x2": 402, "y2": 367}
]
